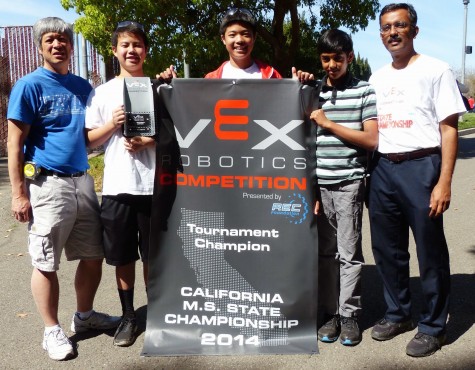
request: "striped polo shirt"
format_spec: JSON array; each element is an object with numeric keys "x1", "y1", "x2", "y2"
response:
[{"x1": 316, "y1": 73, "x2": 377, "y2": 184}]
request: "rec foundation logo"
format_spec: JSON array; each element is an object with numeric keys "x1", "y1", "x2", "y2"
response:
[{"x1": 270, "y1": 193, "x2": 309, "y2": 224}]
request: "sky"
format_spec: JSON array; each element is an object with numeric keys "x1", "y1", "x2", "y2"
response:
[{"x1": 1, "y1": 0, "x2": 474, "y2": 76}]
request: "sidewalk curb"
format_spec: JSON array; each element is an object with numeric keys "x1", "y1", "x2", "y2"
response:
[{"x1": 459, "y1": 128, "x2": 475, "y2": 136}]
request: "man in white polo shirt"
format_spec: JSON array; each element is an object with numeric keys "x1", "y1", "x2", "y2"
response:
[{"x1": 367, "y1": 3, "x2": 466, "y2": 358}]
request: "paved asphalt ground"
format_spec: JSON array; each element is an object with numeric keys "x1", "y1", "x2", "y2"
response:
[{"x1": 0, "y1": 132, "x2": 474, "y2": 370}]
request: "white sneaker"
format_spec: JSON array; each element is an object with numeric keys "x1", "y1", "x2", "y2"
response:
[
  {"x1": 71, "y1": 310, "x2": 121, "y2": 333},
  {"x1": 42, "y1": 328, "x2": 74, "y2": 361}
]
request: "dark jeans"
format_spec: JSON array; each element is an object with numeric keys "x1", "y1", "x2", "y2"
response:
[{"x1": 368, "y1": 154, "x2": 450, "y2": 337}]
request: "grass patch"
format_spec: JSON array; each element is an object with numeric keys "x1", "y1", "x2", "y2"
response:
[
  {"x1": 88, "y1": 153, "x2": 104, "y2": 193},
  {"x1": 460, "y1": 112, "x2": 475, "y2": 130}
]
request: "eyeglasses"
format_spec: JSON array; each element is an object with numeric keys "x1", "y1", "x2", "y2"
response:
[
  {"x1": 379, "y1": 22, "x2": 410, "y2": 34},
  {"x1": 222, "y1": 7, "x2": 256, "y2": 24},
  {"x1": 116, "y1": 21, "x2": 144, "y2": 31}
]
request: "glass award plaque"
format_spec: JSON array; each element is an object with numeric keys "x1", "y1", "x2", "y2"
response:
[{"x1": 123, "y1": 77, "x2": 156, "y2": 137}]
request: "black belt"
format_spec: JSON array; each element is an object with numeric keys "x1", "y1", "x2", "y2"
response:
[
  {"x1": 378, "y1": 147, "x2": 440, "y2": 163},
  {"x1": 39, "y1": 168, "x2": 86, "y2": 178}
]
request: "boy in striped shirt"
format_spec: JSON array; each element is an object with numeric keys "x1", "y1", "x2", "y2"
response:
[{"x1": 309, "y1": 29, "x2": 378, "y2": 346}]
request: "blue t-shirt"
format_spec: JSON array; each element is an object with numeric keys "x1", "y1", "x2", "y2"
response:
[{"x1": 7, "y1": 67, "x2": 92, "y2": 173}]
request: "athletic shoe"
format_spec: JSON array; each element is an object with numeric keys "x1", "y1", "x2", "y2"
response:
[
  {"x1": 340, "y1": 317, "x2": 361, "y2": 346},
  {"x1": 406, "y1": 332, "x2": 446, "y2": 357},
  {"x1": 371, "y1": 317, "x2": 415, "y2": 341},
  {"x1": 318, "y1": 315, "x2": 341, "y2": 343},
  {"x1": 113, "y1": 315, "x2": 138, "y2": 347},
  {"x1": 42, "y1": 327, "x2": 74, "y2": 361},
  {"x1": 71, "y1": 310, "x2": 121, "y2": 333}
]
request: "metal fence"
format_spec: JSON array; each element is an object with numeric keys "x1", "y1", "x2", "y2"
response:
[{"x1": 0, "y1": 26, "x2": 103, "y2": 156}]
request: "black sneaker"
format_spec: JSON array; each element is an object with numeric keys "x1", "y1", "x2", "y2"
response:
[
  {"x1": 371, "y1": 318, "x2": 415, "y2": 341},
  {"x1": 318, "y1": 315, "x2": 340, "y2": 343},
  {"x1": 406, "y1": 332, "x2": 446, "y2": 357},
  {"x1": 340, "y1": 317, "x2": 361, "y2": 346},
  {"x1": 113, "y1": 315, "x2": 138, "y2": 347}
]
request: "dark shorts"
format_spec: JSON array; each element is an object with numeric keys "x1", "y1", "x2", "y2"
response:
[{"x1": 101, "y1": 194, "x2": 152, "y2": 266}]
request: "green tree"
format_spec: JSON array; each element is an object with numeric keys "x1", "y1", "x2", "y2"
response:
[
  {"x1": 349, "y1": 53, "x2": 372, "y2": 81},
  {"x1": 61, "y1": 0, "x2": 379, "y2": 78}
]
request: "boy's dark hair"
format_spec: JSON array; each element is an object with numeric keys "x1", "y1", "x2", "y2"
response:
[
  {"x1": 112, "y1": 21, "x2": 149, "y2": 48},
  {"x1": 380, "y1": 3, "x2": 418, "y2": 26},
  {"x1": 317, "y1": 29, "x2": 353, "y2": 54},
  {"x1": 219, "y1": 8, "x2": 257, "y2": 35}
]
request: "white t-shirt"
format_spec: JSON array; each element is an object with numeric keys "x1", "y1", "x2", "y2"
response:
[
  {"x1": 221, "y1": 61, "x2": 262, "y2": 79},
  {"x1": 85, "y1": 77, "x2": 155, "y2": 196},
  {"x1": 369, "y1": 54, "x2": 466, "y2": 153}
]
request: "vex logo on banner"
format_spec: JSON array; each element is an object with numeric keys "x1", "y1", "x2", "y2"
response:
[{"x1": 174, "y1": 99, "x2": 305, "y2": 150}]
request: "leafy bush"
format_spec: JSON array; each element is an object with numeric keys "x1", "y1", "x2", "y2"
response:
[
  {"x1": 460, "y1": 113, "x2": 475, "y2": 130},
  {"x1": 88, "y1": 153, "x2": 104, "y2": 193}
]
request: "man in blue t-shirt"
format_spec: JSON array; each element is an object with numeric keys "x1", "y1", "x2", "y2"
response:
[{"x1": 7, "y1": 17, "x2": 120, "y2": 361}]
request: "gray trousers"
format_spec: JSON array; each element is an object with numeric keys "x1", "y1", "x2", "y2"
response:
[{"x1": 317, "y1": 179, "x2": 365, "y2": 318}]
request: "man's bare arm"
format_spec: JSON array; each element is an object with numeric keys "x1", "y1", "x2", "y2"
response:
[
  {"x1": 429, "y1": 113, "x2": 458, "y2": 218},
  {"x1": 7, "y1": 119, "x2": 31, "y2": 222}
]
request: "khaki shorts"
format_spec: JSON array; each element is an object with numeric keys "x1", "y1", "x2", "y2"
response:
[{"x1": 27, "y1": 173, "x2": 103, "y2": 272}]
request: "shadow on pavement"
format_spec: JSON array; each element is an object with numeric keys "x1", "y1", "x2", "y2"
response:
[
  {"x1": 361, "y1": 265, "x2": 475, "y2": 346},
  {"x1": 68, "y1": 304, "x2": 148, "y2": 346},
  {"x1": 458, "y1": 136, "x2": 475, "y2": 159},
  {"x1": 136, "y1": 305, "x2": 148, "y2": 336},
  {"x1": 446, "y1": 273, "x2": 475, "y2": 344},
  {"x1": 69, "y1": 327, "x2": 115, "y2": 344}
]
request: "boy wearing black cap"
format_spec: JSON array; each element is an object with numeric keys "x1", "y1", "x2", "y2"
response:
[
  {"x1": 206, "y1": 8, "x2": 281, "y2": 79},
  {"x1": 160, "y1": 8, "x2": 311, "y2": 80}
]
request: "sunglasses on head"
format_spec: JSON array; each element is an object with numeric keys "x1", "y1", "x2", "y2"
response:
[
  {"x1": 116, "y1": 21, "x2": 144, "y2": 31},
  {"x1": 225, "y1": 8, "x2": 253, "y2": 17},
  {"x1": 222, "y1": 8, "x2": 255, "y2": 23}
]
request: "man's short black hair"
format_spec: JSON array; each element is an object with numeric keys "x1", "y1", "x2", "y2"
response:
[
  {"x1": 112, "y1": 21, "x2": 149, "y2": 48},
  {"x1": 380, "y1": 3, "x2": 418, "y2": 26},
  {"x1": 317, "y1": 29, "x2": 353, "y2": 54},
  {"x1": 219, "y1": 8, "x2": 257, "y2": 35}
]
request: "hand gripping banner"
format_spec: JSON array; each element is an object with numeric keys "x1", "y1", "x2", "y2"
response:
[{"x1": 143, "y1": 79, "x2": 320, "y2": 356}]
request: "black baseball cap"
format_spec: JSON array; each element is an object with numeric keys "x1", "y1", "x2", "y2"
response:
[{"x1": 219, "y1": 8, "x2": 257, "y2": 34}]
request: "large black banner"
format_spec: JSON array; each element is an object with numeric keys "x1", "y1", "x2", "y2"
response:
[{"x1": 143, "y1": 79, "x2": 319, "y2": 356}]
